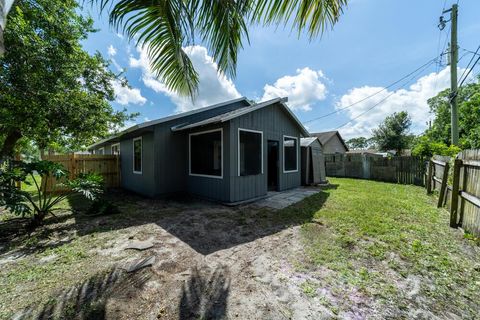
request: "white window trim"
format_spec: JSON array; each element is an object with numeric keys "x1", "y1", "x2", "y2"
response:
[
  {"x1": 111, "y1": 143, "x2": 120, "y2": 155},
  {"x1": 238, "y1": 128, "x2": 263, "y2": 176},
  {"x1": 97, "y1": 147, "x2": 104, "y2": 155},
  {"x1": 189, "y1": 128, "x2": 223, "y2": 179},
  {"x1": 283, "y1": 135, "x2": 299, "y2": 173},
  {"x1": 132, "y1": 137, "x2": 142, "y2": 174}
]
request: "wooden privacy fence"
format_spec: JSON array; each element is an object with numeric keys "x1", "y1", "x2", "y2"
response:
[
  {"x1": 426, "y1": 150, "x2": 480, "y2": 236},
  {"x1": 425, "y1": 155, "x2": 451, "y2": 208},
  {"x1": 324, "y1": 154, "x2": 425, "y2": 186},
  {"x1": 42, "y1": 154, "x2": 120, "y2": 193}
]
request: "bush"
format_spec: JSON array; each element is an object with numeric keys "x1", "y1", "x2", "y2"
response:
[
  {"x1": 0, "y1": 160, "x2": 104, "y2": 228},
  {"x1": 412, "y1": 136, "x2": 461, "y2": 158}
]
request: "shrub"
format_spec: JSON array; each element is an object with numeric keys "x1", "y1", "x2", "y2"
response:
[
  {"x1": 412, "y1": 136, "x2": 461, "y2": 158},
  {"x1": 0, "y1": 160, "x2": 103, "y2": 228}
]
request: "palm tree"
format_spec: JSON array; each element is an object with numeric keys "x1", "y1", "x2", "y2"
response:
[{"x1": 96, "y1": 0, "x2": 347, "y2": 97}]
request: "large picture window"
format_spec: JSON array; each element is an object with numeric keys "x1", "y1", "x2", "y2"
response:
[
  {"x1": 283, "y1": 136, "x2": 298, "y2": 172},
  {"x1": 133, "y1": 137, "x2": 142, "y2": 174},
  {"x1": 190, "y1": 129, "x2": 223, "y2": 178},
  {"x1": 238, "y1": 129, "x2": 262, "y2": 176}
]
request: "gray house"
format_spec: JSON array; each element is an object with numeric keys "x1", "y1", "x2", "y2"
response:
[
  {"x1": 311, "y1": 131, "x2": 349, "y2": 154},
  {"x1": 88, "y1": 97, "x2": 309, "y2": 204}
]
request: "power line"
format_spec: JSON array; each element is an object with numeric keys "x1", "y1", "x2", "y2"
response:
[
  {"x1": 334, "y1": 58, "x2": 437, "y2": 129},
  {"x1": 457, "y1": 54, "x2": 480, "y2": 88},
  {"x1": 302, "y1": 55, "x2": 441, "y2": 125},
  {"x1": 461, "y1": 47, "x2": 480, "y2": 57},
  {"x1": 458, "y1": 44, "x2": 480, "y2": 85},
  {"x1": 461, "y1": 69, "x2": 480, "y2": 101}
]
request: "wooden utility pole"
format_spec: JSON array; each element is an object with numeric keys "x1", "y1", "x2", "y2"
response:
[{"x1": 444, "y1": 4, "x2": 459, "y2": 145}]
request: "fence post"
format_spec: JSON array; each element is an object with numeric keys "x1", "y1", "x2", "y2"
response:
[
  {"x1": 450, "y1": 158, "x2": 462, "y2": 228},
  {"x1": 426, "y1": 159, "x2": 433, "y2": 194},
  {"x1": 69, "y1": 153, "x2": 76, "y2": 180},
  {"x1": 437, "y1": 161, "x2": 449, "y2": 208}
]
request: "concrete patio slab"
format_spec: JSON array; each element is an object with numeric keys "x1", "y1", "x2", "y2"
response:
[{"x1": 252, "y1": 187, "x2": 321, "y2": 210}]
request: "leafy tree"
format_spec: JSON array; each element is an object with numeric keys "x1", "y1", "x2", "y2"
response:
[
  {"x1": 346, "y1": 137, "x2": 374, "y2": 150},
  {"x1": 95, "y1": 0, "x2": 348, "y2": 96},
  {"x1": 411, "y1": 135, "x2": 461, "y2": 158},
  {"x1": 372, "y1": 111, "x2": 413, "y2": 154},
  {"x1": 0, "y1": 0, "x2": 135, "y2": 158},
  {"x1": 0, "y1": 0, "x2": 14, "y2": 55},
  {"x1": 0, "y1": 160, "x2": 103, "y2": 227},
  {"x1": 425, "y1": 80, "x2": 480, "y2": 148}
]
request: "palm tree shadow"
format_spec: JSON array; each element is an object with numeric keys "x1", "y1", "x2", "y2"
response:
[
  {"x1": 179, "y1": 265, "x2": 230, "y2": 320},
  {"x1": 16, "y1": 267, "x2": 151, "y2": 320}
]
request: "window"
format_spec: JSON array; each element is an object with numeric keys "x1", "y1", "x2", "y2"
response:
[
  {"x1": 238, "y1": 129, "x2": 262, "y2": 176},
  {"x1": 189, "y1": 129, "x2": 222, "y2": 178},
  {"x1": 133, "y1": 137, "x2": 142, "y2": 174},
  {"x1": 97, "y1": 147, "x2": 104, "y2": 155},
  {"x1": 283, "y1": 136, "x2": 298, "y2": 172},
  {"x1": 111, "y1": 143, "x2": 120, "y2": 155}
]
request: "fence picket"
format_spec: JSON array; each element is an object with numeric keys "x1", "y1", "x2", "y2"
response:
[
  {"x1": 42, "y1": 154, "x2": 120, "y2": 193},
  {"x1": 325, "y1": 154, "x2": 425, "y2": 186}
]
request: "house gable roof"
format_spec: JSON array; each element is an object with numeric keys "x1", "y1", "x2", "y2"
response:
[
  {"x1": 171, "y1": 97, "x2": 310, "y2": 137},
  {"x1": 300, "y1": 137, "x2": 321, "y2": 147},
  {"x1": 88, "y1": 97, "x2": 250, "y2": 149},
  {"x1": 311, "y1": 131, "x2": 349, "y2": 151}
]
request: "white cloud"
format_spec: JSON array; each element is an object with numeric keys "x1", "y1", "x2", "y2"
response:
[
  {"x1": 107, "y1": 45, "x2": 117, "y2": 57},
  {"x1": 261, "y1": 68, "x2": 328, "y2": 111},
  {"x1": 336, "y1": 67, "x2": 452, "y2": 139},
  {"x1": 130, "y1": 45, "x2": 241, "y2": 113},
  {"x1": 111, "y1": 80, "x2": 147, "y2": 106}
]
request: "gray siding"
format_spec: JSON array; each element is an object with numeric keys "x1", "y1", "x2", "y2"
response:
[
  {"x1": 185, "y1": 123, "x2": 231, "y2": 202},
  {"x1": 119, "y1": 133, "x2": 156, "y2": 197},
  {"x1": 151, "y1": 100, "x2": 249, "y2": 198},
  {"x1": 90, "y1": 100, "x2": 304, "y2": 203},
  {"x1": 228, "y1": 103, "x2": 302, "y2": 203}
]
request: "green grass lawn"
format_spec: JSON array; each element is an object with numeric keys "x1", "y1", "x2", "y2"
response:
[
  {"x1": 293, "y1": 178, "x2": 480, "y2": 317},
  {"x1": 0, "y1": 178, "x2": 478, "y2": 318}
]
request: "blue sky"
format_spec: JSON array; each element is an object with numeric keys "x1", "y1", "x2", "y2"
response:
[{"x1": 81, "y1": 0, "x2": 480, "y2": 139}]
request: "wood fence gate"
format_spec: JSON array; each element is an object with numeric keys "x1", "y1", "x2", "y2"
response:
[{"x1": 42, "y1": 154, "x2": 120, "y2": 193}]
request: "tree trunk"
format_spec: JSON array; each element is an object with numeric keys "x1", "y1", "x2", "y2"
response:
[{"x1": 0, "y1": 130, "x2": 22, "y2": 158}]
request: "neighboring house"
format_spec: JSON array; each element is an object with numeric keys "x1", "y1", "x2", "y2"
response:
[
  {"x1": 311, "y1": 131, "x2": 349, "y2": 154},
  {"x1": 300, "y1": 137, "x2": 327, "y2": 185},
  {"x1": 88, "y1": 97, "x2": 309, "y2": 204}
]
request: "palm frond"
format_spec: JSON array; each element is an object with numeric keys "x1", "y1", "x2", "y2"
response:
[
  {"x1": 92, "y1": 0, "x2": 348, "y2": 97},
  {"x1": 250, "y1": 0, "x2": 348, "y2": 40},
  {"x1": 192, "y1": 0, "x2": 250, "y2": 79},
  {"x1": 100, "y1": 0, "x2": 198, "y2": 96}
]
